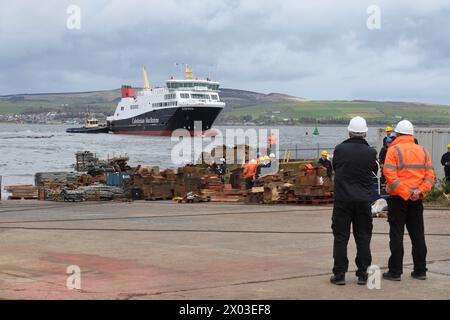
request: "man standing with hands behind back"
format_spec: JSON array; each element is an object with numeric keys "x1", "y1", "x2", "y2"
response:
[
  {"x1": 383, "y1": 120, "x2": 435, "y2": 281},
  {"x1": 330, "y1": 116, "x2": 377, "y2": 286}
]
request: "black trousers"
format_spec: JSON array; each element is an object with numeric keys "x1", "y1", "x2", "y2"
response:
[
  {"x1": 387, "y1": 196, "x2": 427, "y2": 275},
  {"x1": 332, "y1": 201, "x2": 373, "y2": 276},
  {"x1": 245, "y1": 178, "x2": 254, "y2": 190}
]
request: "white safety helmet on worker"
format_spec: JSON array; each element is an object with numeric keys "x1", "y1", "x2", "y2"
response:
[
  {"x1": 347, "y1": 116, "x2": 368, "y2": 133},
  {"x1": 395, "y1": 120, "x2": 414, "y2": 135}
]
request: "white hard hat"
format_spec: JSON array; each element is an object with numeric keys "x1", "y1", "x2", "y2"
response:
[
  {"x1": 220, "y1": 158, "x2": 225, "y2": 162},
  {"x1": 395, "y1": 120, "x2": 414, "y2": 135},
  {"x1": 269, "y1": 153, "x2": 275, "y2": 158},
  {"x1": 347, "y1": 116, "x2": 368, "y2": 133}
]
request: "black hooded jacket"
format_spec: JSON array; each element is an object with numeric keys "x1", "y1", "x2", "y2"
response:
[{"x1": 332, "y1": 137, "x2": 378, "y2": 202}]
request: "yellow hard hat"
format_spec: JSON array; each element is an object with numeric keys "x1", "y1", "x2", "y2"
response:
[
  {"x1": 385, "y1": 126, "x2": 394, "y2": 132},
  {"x1": 448, "y1": 143, "x2": 450, "y2": 148},
  {"x1": 321, "y1": 150, "x2": 328, "y2": 156}
]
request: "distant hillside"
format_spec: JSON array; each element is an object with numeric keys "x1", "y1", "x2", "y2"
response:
[
  {"x1": 217, "y1": 100, "x2": 450, "y2": 125},
  {"x1": 219, "y1": 88, "x2": 306, "y2": 109},
  {"x1": 0, "y1": 88, "x2": 304, "y2": 114},
  {"x1": 1, "y1": 88, "x2": 449, "y2": 125}
]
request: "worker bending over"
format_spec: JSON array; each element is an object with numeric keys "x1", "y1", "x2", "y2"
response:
[{"x1": 318, "y1": 150, "x2": 333, "y2": 179}]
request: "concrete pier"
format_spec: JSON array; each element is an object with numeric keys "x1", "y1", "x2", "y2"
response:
[{"x1": 0, "y1": 200, "x2": 449, "y2": 299}]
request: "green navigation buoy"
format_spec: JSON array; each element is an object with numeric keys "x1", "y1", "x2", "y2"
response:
[{"x1": 313, "y1": 127, "x2": 320, "y2": 135}]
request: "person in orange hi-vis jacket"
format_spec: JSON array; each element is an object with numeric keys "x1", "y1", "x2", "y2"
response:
[
  {"x1": 243, "y1": 159, "x2": 257, "y2": 190},
  {"x1": 382, "y1": 120, "x2": 435, "y2": 282},
  {"x1": 268, "y1": 133, "x2": 278, "y2": 153}
]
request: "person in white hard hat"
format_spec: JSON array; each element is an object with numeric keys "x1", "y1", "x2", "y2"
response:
[
  {"x1": 330, "y1": 116, "x2": 378, "y2": 286},
  {"x1": 382, "y1": 119, "x2": 435, "y2": 281},
  {"x1": 217, "y1": 158, "x2": 227, "y2": 183}
]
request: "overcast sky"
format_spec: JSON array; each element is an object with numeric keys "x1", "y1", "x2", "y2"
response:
[{"x1": 1, "y1": 0, "x2": 450, "y2": 104}]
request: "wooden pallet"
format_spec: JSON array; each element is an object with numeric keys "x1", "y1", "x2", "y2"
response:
[
  {"x1": 145, "y1": 196, "x2": 173, "y2": 201},
  {"x1": 296, "y1": 198, "x2": 334, "y2": 205},
  {"x1": 8, "y1": 196, "x2": 38, "y2": 200},
  {"x1": 266, "y1": 196, "x2": 334, "y2": 205}
]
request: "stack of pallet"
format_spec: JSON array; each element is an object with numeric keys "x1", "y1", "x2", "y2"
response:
[
  {"x1": 199, "y1": 174, "x2": 237, "y2": 201},
  {"x1": 133, "y1": 170, "x2": 173, "y2": 201},
  {"x1": 200, "y1": 175, "x2": 224, "y2": 192},
  {"x1": 173, "y1": 166, "x2": 201, "y2": 197},
  {"x1": 75, "y1": 151, "x2": 98, "y2": 172},
  {"x1": 292, "y1": 167, "x2": 333, "y2": 204},
  {"x1": 4, "y1": 185, "x2": 38, "y2": 200}
]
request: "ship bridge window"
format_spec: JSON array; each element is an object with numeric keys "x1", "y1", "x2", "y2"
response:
[
  {"x1": 167, "y1": 82, "x2": 219, "y2": 90},
  {"x1": 180, "y1": 93, "x2": 190, "y2": 99},
  {"x1": 191, "y1": 94, "x2": 210, "y2": 100},
  {"x1": 211, "y1": 94, "x2": 219, "y2": 100},
  {"x1": 164, "y1": 93, "x2": 176, "y2": 100}
]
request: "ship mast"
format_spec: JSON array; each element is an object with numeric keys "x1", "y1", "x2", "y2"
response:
[
  {"x1": 143, "y1": 66, "x2": 151, "y2": 90},
  {"x1": 185, "y1": 65, "x2": 193, "y2": 80}
]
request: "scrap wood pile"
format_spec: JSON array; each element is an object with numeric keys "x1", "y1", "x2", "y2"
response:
[
  {"x1": 36, "y1": 171, "x2": 125, "y2": 202},
  {"x1": 130, "y1": 165, "x2": 244, "y2": 202},
  {"x1": 33, "y1": 152, "x2": 134, "y2": 202},
  {"x1": 244, "y1": 165, "x2": 334, "y2": 205},
  {"x1": 75, "y1": 151, "x2": 131, "y2": 175},
  {"x1": 4, "y1": 185, "x2": 38, "y2": 200},
  {"x1": 78, "y1": 185, "x2": 125, "y2": 201},
  {"x1": 7, "y1": 149, "x2": 336, "y2": 206}
]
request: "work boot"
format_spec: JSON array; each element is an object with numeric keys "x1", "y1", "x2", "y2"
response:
[
  {"x1": 382, "y1": 271, "x2": 401, "y2": 281},
  {"x1": 411, "y1": 271, "x2": 427, "y2": 280},
  {"x1": 357, "y1": 274, "x2": 368, "y2": 285},
  {"x1": 330, "y1": 273, "x2": 346, "y2": 285}
]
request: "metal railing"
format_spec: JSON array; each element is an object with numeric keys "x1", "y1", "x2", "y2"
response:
[
  {"x1": 279, "y1": 144, "x2": 335, "y2": 160},
  {"x1": 280, "y1": 143, "x2": 378, "y2": 160}
]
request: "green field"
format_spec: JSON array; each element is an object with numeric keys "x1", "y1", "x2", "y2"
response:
[
  {"x1": 1, "y1": 89, "x2": 450, "y2": 125},
  {"x1": 220, "y1": 101, "x2": 450, "y2": 125}
]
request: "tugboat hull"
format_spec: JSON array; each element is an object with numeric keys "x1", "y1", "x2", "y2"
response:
[{"x1": 66, "y1": 126, "x2": 110, "y2": 134}]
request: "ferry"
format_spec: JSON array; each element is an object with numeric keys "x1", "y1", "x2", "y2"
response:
[{"x1": 106, "y1": 66, "x2": 225, "y2": 136}]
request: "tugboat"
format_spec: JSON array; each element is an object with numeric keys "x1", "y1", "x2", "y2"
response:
[
  {"x1": 66, "y1": 116, "x2": 109, "y2": 134},
  {"x1": 106, "y1": 65, "x2": 225, "y2": 136}
]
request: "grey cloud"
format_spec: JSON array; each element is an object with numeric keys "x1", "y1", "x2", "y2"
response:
[{"x1": 1, "y1": 0, "x2": 450, "y2": 104}]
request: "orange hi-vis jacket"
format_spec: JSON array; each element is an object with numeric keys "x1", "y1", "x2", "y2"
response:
[
  {"x1": 383, "y1": 135, "x2": 435, "y2": 201},
  {"x1": 243, "y1": 162, "x2": 257, "y2": 180}
]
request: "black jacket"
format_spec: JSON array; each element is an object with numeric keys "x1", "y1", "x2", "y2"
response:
[
  {"x1": 442, "y1": 152, "x2": 450, "y2": 174},
  {"x1": 318, "y1": 158, "x2": 333, "y2": 178},
  {"x1": 333, "y1": 137, "x2": 378, "y2": 202},
  {"x1": 378, "y1": 146, "x2": 387, "y2": 165}
]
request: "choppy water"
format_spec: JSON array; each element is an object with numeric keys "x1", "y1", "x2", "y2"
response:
[{"x1": 0, "y1": 123, "x2": 377, "y2": 197}]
